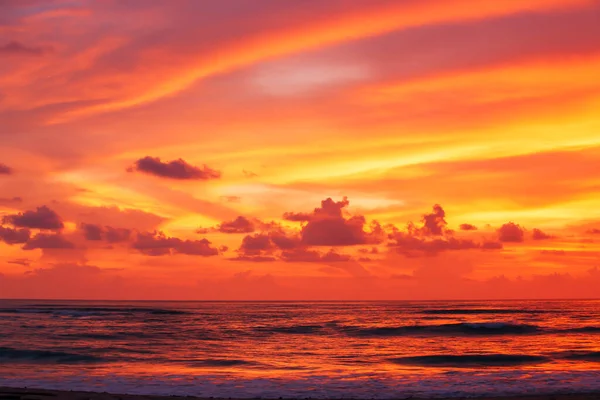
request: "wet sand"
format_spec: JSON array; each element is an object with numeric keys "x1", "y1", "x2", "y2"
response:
[{"x1": 2, "y1": 386, "x2": 600, "y2": 400}]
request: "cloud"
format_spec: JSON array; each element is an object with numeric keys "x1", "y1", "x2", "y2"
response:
[
  {"x1": 80, "y1": 223, "x2": 131, "y2": 243},
  {"x1": 532, "y1": 228, "x2": 552, "y2": 240},
  {"x1": 420, "y1": 204, "x2": 447, "y2": 235},
  {"x1": 7, "y1": 258, "x2": 32, "y2": 267},
  {"x1": 233, "y1": 231, "x2": 301, "y2": 261},
  {"x1": 198, "y1": 216, "x2": 284, "y2": 235},
  {"x1": 231, "y1": 255, "x2": 277, "y2": 263},
  {"x1": 23, "y1": 233, "x2": 75, "y2": 250},
  {"x1": 358, "y1": 247, "x2": 379, "y2": 254},
  {"x1": 390, "y1": 234, "x2": 481, "y2": 257},
  {"x1": 498, "y1": 222, "x2": 525, "y2": 243},
  {"x1": 285, "y1": 197, "x2": 384, "y2": 246},
  {"x1": 0, "y1": 196, "x2": 23, "y2": 204},
  {"x1": 481, "y1": 241, "x2": 503, "y2": 250},
  {"x1": 209, "y1": 216, "x2": 255, "y2": 234},
  {"x1": 388, "y1": 204, "x2": 504, "y2": 256},
  {"x1": 0, "y1": 41, "x2": 46, "y2": 56},
  {"x1": 408, "y1": 204, "x2": 448, "y2": 236},
  {"x1": 587, "y1": 228, "x2": 600, "y2": 235},
  {"x1": 132, "y1": 231, "x2": 220, "y2": 256},
  {"x1": 0, "y1": 163, "x2": 13, "y2": 175},
  {"x1": 0, "y1": 226, "x2": 31, "y2": 244},
  {"x1": 80, "y1": 223, "x2": 102, "y2": 240},
  {"x1": 280, "y1": 248, "x2": 352, "y2": 263},
  {"x1": 282, "y1": 211, "x2": 312, "y2": 222},
  {"x1": 2, "y1": 206, "x2": 64, "y2": 230},
  {"x1": 56, "y1": 204, "x2": 165, "y2": 232},
  {"x1": 237, "y1": 233, "x2": 279, "y2": 255},
  {"x1": 128, "y1": 156, "x2": 221, "y2": 180},
  {"x1": 243, "y1": 170, "x2": 258, "y2": 178},
  {"x1": 459, "y1": 223, "x2": 478, "y2": 231}
]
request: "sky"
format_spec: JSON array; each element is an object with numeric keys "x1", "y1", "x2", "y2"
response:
[{"x1": 1, "y1": 0, "x2": 600, "y2": 300}]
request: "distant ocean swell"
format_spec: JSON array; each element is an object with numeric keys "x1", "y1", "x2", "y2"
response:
[
  {"x1": 0, "y1": 347, "x2": 105, "y2": 364},
  {"x1": 2, "y1": 344, "x2": 600, "y2": 368},
  {"x1": 3, "y1": 306, "x2": 600, "y2": 337},
  {"x1": 253, "y1": 322, "x2": 600, "y2": 336},
  {"x1": 0, "y1": 307, "x2": 188, "y2": 317}
]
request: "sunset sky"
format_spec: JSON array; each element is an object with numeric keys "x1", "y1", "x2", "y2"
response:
[{"x1": 1, "y1": 0, "x2": 600, "y2": 300}]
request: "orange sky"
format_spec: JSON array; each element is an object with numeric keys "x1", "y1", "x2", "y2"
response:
[{"x1": 1, "y1": 0, "x2": 600, "y2": 300}]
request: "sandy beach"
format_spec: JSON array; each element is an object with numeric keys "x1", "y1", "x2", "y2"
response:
[{"x1": 2, "y1": 387, "x2": 600, "y2": 400}]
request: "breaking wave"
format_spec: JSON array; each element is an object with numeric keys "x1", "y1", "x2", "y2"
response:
[
  {"x1": 0, "y1": 346, "x2": 105, "y2": 364},
  {"x1": 390, "y1": 354, "x2": 550, "y2": 367}
]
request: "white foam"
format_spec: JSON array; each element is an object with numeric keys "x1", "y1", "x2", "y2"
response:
[{"x1": 2, "y1": 369, "x2": 600, "y2": 399}]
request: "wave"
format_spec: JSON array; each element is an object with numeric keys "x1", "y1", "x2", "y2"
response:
[
  {"x1": 341, "y1": 322, "x2": 542, "y2": 337},
  {"x1": 0, "y1": 307, "x2": 188, "y2": 317},
  {"x1": 421, "y1": 309, "x2": 543, "y2": 315},
  {"x1": 255, "y1": 325, "x2": 324, "y2": 335},
  {"x1": 186, "y1": 359, "x2": 254, "y2": 367},
  {"x1": 0, "y1": 346, "x2": 105, "y2": 364},
  {"x1": 56, "y1": 333, "x2": 125, "y2": 340},
  {"x1": 390, "y1": 354, "x2": 549, "y2": 367},
  {"x1": 559, "y1": 351, "x2": 600, "y2": 362},
  {"x1": 564, "y1": 326, "x2": 600, "y2": 333}
]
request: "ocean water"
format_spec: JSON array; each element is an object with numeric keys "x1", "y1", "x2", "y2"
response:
[{"x1": 0, "y1": 300, "x2": 599, "y2": 398}]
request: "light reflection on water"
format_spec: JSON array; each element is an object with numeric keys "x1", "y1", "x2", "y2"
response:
[{"x1": 0, "y1": 300, "x2": 599, "y2": 398}]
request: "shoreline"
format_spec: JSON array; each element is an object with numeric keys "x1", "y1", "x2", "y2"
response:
[{"x1": 2, "y1": 386, "x2": 600, "y2": 400}]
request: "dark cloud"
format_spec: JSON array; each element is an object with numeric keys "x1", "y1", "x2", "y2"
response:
[
  {"x1": 282, "y1": 211, "x2": 312, "y2": 222},
  {"x1": 243, "y1": 170, "x2": 258, "y2": 178},
  {"x1": 7, "y1": 258, "x2": 31, "y2": 267},
  {"x1": 481, "y1": 241, "x2": 503, "y2": 250},
  {"x1": 230, "y1": 255, "x2": 277, "y2": 262},
  {"x1": 587, "y1": 228, "x2": 600, "y2": 235},
  {"x1": 0, "y1": 196, "x2": 23, "y2": 204},
  {"x1": 270, "y1": 232, "x2": 299, "y2": 249},
  {"x1": 0, "y1": 226, "x2": 31, "y2": 244},
  {"x1": 105, "y1": 227, "x2": 131, "y2": 243},
  {"x1": 390, "y1": 234, "x2": 480, "y2": 257},
  {"x1": 233, "y1": 231, "x2": 302, "y2": 261},
  {"x1": 80, "y1": 223, "x2": 131, "y2": 243},
  {"x1": 3, "y1": 205, "x2": 64, "y2": 230},
  {"x1": 280, "y1": 249, "x2": 351, "y2": 263},
  {"x1": 218, "y1": 216, "x2": 255, "y2": 234},
  {"x1": 302, "y1": 215, "x2": 375, "y2": 246},
  {"x1": 284, "y1": 197, "x2": 384, "y2": 246},
  {"x1": 23, "y1": 233, "x2": 75, "y2": 250},
  {"x1": 0, "y1": 163, "x2": 13, "y2": 175},
  {"x1": 132, "y1": 232, "x2": 219, "y2": 256},
  {"x1": 358, "y1": 247, "x2": 379, "y2": 254},
  {"x1": 128, "y1": 156, "x2": 221, "y2": 180},
  {"x1": 0, "y1": 41, "x2": 46, "y2": 56},
  {"x1": 81, "y1": 223, "x2": 102, "y2": 240},
  {"x1": 420, "y1": 204, "x2": 447, "y2": 235},
  {"x1": 198, "y1": 216, "x2": 282, "y2": 235},
  {"x1": 532, "y1": 228, "x2": 552, "y2": 240},
  {"x1": 459, "y1": 223, "x2": 478, "y2": 231},
  {"x1": 407, "y1": 204, "x2": 448, "y2": 236},
  {"x1": 238, "y1": 233, "x2": 277, "y2": 255},
  {"x1": 498, "y1": 222, "x2": 525, "y2": 243},
  {"x1": 388, "y1": 205, "x2": 503, "y2": 256}
]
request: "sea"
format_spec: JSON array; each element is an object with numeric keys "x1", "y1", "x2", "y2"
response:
[{"x1": 0, "y1": 299, "x2": 599, "y2": 398}]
